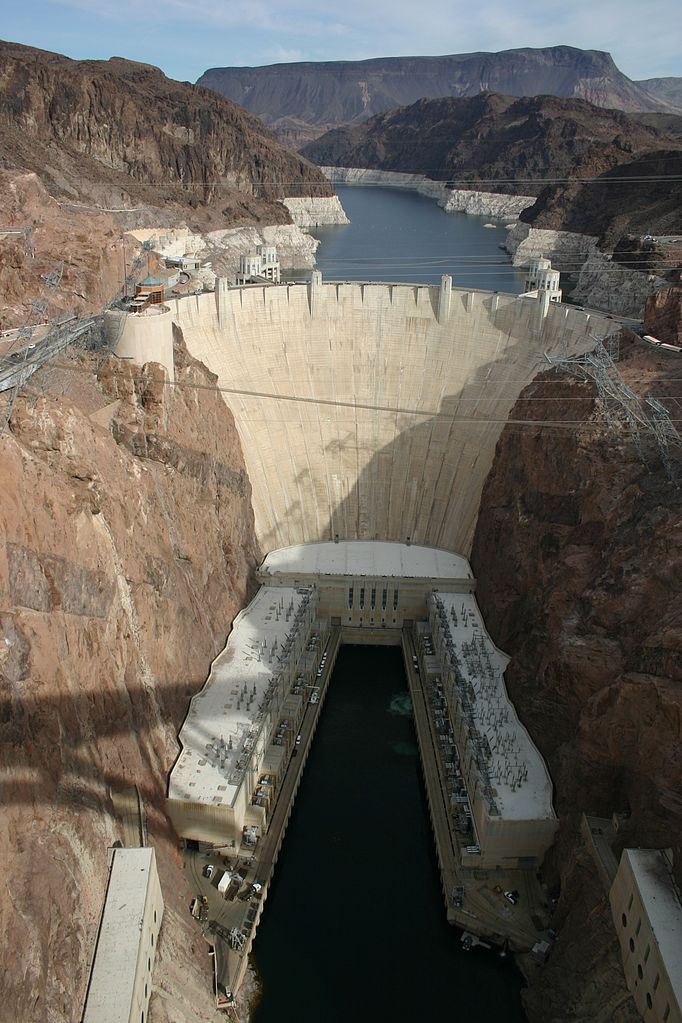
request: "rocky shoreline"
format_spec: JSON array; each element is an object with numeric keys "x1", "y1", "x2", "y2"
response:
[
  {"x1": 321, "y1": 166, "x2": 535, "y2": 218},
  {"x1": 281, "y1": 195, "x2": 349, "y2": 227},
  {"x1": 128, "y1": 222, "x2": 323, "y2": 280}
]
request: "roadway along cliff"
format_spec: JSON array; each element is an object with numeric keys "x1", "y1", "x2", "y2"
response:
[
  {"x1": 0, "y1": 333, "x2": 260, "y2": 1022},
  {"x1": 470, "y1": 336, "x2": 682, "y2": 1022}
]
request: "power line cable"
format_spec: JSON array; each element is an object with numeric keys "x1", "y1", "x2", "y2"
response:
[{"x1": 15, "y1": 358, "x2": 681, "y2": 429}]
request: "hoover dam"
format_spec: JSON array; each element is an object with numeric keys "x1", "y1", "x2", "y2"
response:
[
  {"x1": 162, "y1": 278, "x2": 614, "y2": 554},
  {"x1": 112, "y1": 274, "x2": 624, "y2": 1010}
]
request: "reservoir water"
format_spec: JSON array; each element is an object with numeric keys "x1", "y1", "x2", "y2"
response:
[
  {"x1": 252, "y1": 646, "x2": 527, "y2": 1023},
  {"x1": 308, "y1": 184, "x2": 527, "y2": 293}
]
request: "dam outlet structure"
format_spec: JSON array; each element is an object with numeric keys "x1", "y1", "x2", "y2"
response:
[{"x1": 168, "y1": 542, "x2": 558, "y2": 1004}]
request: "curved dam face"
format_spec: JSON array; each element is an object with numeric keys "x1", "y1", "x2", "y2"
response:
[{"x1": 171, "y1": 281, "x2": 613, "y2": 554}]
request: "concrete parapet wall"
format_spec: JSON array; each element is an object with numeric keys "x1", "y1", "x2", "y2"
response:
[{"x1": 172, "y1": 281, "x2": 614, "y2": 554}]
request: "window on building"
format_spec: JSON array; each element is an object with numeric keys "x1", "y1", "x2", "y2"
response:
[
  {"x1": 646, "y1": 993, "x2": 652, "y2": 1010},
  {"x1": 359, "y1": 587, "x2": 365, "y2": 609},
  {"x1": 628, "y1": 894, "x2": 634, "y2": 910},
  {"x1": 393, "y1": 588, "x2": 399, "y2": 611},
  {"x1": 371, "y1": 587, "x2": 376, "y2": 610},
  {"x1": 348, "y1": 586, "x2": 354, "y2": 609},
  {"x1": 644, "y1": 944, "x2": 650, "y2": 962},
  {"x1": 382, "y1": 587, "x2": 387, "y2": 610},
  {"x1": 653, "y1": 974, "x2": 659, "y2": 992},
  {"x1": 629, "y1": 937, "x2": 635, "y2": 952},
  {"x1": 622, "y1": 913, "x2": 628, "y2": 928},
  {"x1": 636, "y1": 918, "x2": 642, "y2": 936},
  {"x1": 638, "y1": 964, "x2": 643, "y2": 980}
]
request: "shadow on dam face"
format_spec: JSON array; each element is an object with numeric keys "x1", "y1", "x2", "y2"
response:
[{"x1": 173, "y1": 282, "x2": 615, "y2": 556}]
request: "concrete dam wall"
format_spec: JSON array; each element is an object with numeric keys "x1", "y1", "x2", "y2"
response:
[{"x1": 170, "y1": 280, "x2": 613, "y2": 555}]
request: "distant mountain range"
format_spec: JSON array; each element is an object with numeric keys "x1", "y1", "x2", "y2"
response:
[
  {"x1": 637, "y1": 77, "x2": 682, "y2": 109},
  {"x1": 198, "y1": 46, "x2": 682, "y2": 147}
]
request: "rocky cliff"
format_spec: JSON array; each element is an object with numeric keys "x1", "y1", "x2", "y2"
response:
[
  {"x1": 303, "y1": 93, "x2": 678, "y2": 195},
  {"x1": 0, "y1": 333, "x2": 260, "y2": 1021},
  {"x1": 302, "y1": 94, "x2": 682, "y2": 245},
  {"x1": 470, "y1": 337, "x2": 682, "y2": 1020},
  {"x1": 0, "y1": 39, "x2": 332, "y2": 218},
  {"x1": 518, "y1": 149, "x2": 682, "y2": 247},
  {"x1": 198, "y1": 47, "x2": 681, "y2": 146},
  {"x1": 0, "y1": 40, "x2": 338, "y2": 327},
  {"x1": 637, "y1": 77, "x2": 682, "y2": 111},
  {"x1": 645, "y1": 286, "x2": 682, "y2": 343}
]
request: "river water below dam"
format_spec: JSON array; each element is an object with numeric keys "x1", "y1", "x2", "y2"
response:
[
  {"x1": 251, "y1": 646, "x2": 526, "y2": 1022},
  {"x1": 308, "y1": 184, "x2": 528, "y2": 292}
]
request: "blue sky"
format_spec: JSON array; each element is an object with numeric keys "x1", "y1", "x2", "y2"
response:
[{"x1": 1, "y1": 0, "x2": 680, "y2": 82}]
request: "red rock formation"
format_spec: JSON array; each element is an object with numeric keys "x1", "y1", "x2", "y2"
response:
[
  {"x1": 0, "y1": 170, "x2": 135, "y2": 329},
  {"x1": 0, "y1": 334, "x2": 260, "y2": 1021},
  {"x1": 471, "y1": 336, "x2": 682, "y2": 1021}
]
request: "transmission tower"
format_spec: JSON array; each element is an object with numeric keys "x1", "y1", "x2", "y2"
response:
[{"x1": 546, "y1": 335, "x2": 682, "y2": 483}]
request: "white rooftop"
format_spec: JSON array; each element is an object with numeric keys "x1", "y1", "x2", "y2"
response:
[
  {"x1": 169, "y1": 585, "x2": 312, "y2": 807},
  {"x1": 625, "y1": 849, "x2": 682, "y2": 1002},
  {"x1": 83, "y1": 848, "x2": 159, "y2": 1023},
  {"x1": 431, "y1": 591, "x2": 555, "y2": 821},
  {"x1": 261, "y1": 541, "x2": 472, "y2": 581}
]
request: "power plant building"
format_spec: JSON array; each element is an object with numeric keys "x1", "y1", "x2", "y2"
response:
[
  {"x1": 426, "y1": 591, "x2": 558, "y2": 869},
  {"x1": 167, "y1": 585, "x2": 319, "y2": 848},
  {"x1": 610, "y1": 848, "x2": 682, "y2": 1023},
  {"x1": 259, "y1": 541, "x2": 475, "y2": 631},
  {"x1": 82, "y1": 847, "x2": 164, "y2": 1023},
  {"x1": 170, "y1": 540, "x2": 557, "y2": 872}
]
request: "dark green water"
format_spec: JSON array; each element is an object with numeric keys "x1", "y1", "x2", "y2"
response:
[
  {"x1": 309, "y1": 184, "x2": 527, "y2": 293},
  {"x1": 252, "y1": 646, "x2": 527, "y2": 1022}
]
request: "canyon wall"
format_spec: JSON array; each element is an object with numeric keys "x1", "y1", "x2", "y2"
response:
[
  {"x1": 471, "y1": 340, "x2": 682, "y2": 1021},
  {"x1": 172, "y1": 281, "x2": 614, "y2": 555},
  {"x1": 505, "y1": 222, "x2": 599, "y2": 268},
  {"x1": 571, "y1": 251, "x2": 666, "y2": 317},
  {"x1": 0, "y1": 335, "x2": 260, "y2": 1022}
]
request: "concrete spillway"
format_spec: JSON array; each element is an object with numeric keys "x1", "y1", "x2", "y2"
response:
[{"x1": 168, "y1": 280, "x2": 612, "y2": 554}]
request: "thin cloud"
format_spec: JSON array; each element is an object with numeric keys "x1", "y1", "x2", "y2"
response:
[{"x1": 13, "y1": 0, "x2": 682, "y2": 80}]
